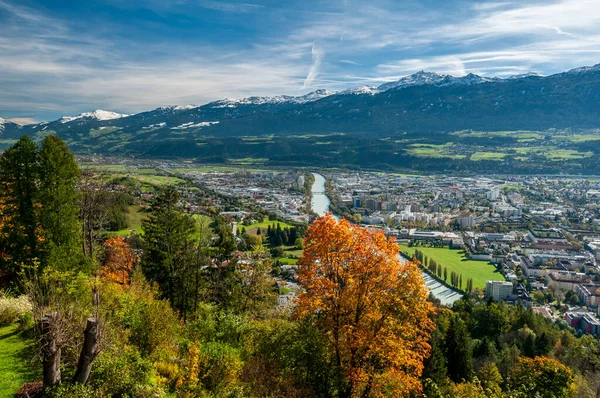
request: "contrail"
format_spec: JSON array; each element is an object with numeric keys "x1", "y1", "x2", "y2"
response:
[{"x1": 303, "y1": 42, "x2": 323, "y2": 88}]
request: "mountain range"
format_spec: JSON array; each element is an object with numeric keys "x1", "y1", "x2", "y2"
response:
[{"x1": 2, "y1": 64, "x2": 600, "y2": 167}]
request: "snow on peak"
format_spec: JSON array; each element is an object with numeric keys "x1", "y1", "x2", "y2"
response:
[
  {"x1": 377, "y1": 71, "x2": 448, "y2": 91},
  {"x1": 160, "y1": 104, "x2": 198, "y2": 111},
  {"x1": 209, "y1": 89, "x2": 336, "y2": 108},
  {"x1": 60, "y1": 109, "x2": 129, "y2": 123},
  {"x1": 507, "y1": 72, "x2": 543, "y2": 79},
  {"x1": 438, "y1": 73, "x2": 501, "y2": 86},
  {"x1": 566, "y1": 64, "x2": 600, "y2": 74},
  {"x1": 340, "y1": 86, "x2": 379, "y2": 95}
]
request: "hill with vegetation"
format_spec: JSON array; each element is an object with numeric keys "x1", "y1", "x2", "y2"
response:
[{"x1": 1, "y1": 137, "x2": 600, "y2": 397}]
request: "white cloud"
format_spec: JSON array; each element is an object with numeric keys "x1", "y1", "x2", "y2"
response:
[
  {"x1": 1, "y1": 0, "x2": 600, "y2": 120},
  {"x1": 303, "y1": 42, "x2": 323, "y2": 88}
]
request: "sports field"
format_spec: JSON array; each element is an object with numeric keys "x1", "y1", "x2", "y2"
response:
[{"x1": 402, "y1": 246, "x2": 504, "y2": 289}]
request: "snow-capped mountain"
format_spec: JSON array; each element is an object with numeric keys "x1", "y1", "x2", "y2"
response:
[
  {"x1": 60, "y1": 109, "x2": 129, "y2": 123},
  {"x1": 377, "y1": 71, "x2": 449, "y2": 91},
  {"x1": 507, "y1": 72, "x2": 543, "y2": 79},
  {"x1": 339, "y1": 86, "x2": 379, "y2": 95},
  {"x1": 3, "y1": 62, "x2": 600, "y2": 158},
  {"x1": 208, "y1": 89, "x2": 336, "y2": 108}
]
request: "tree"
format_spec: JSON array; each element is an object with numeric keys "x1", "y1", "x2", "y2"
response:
[
  {"x1": 0, "y1": 136, "x2": 41, "y2": 273},
  {"x1": 142, "y1": 187, "x2": 196, "y2": 314},
  {"x1": 445, "y1": 315, "x2": 473, "y2": 383},
  {"x1": 295, "y1": 214, "x2": 434, "y2": 397},
  {"x1": 507, "y1": 356, "x2": 574, "y2": 397},
  {"x1": 443, "y1": 267, "x2": 448, "y2": 282},
  {"x1": 38, "y1": 135, "x2": 82, "y2": 270},
  {"x1": 99, "y1": 236, "x2": 135, "y2": 285}
]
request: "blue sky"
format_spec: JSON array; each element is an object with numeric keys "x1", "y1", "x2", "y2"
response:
[{"x1": 1, "y1": 0, "x2": 600, "y2": 123}]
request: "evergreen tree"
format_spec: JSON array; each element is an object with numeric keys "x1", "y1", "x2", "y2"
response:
[
  {"x1": 445, "y1": 316, "x2": 473, "y2": 382},
  {"x1": 0, "y1": 136, "x2": 40, "y2": 271},
  {"x1": 38, "y1": 135, "x2": 83, "y2": 270},
  {"x1": 443, "y1": 267, "x2": 448, "y2": 282},
  {"x1": 142, "y1": 187, "x2": 196, "y2": 310},
  {"x1": 289, "y1": 227, "x2": 298, "y2": 243},
  {"x1": 422, "y1": 330, "x2": 447, "y2": 386},
  {"x1": 282, "y1": 229, "x2": 289, "y2": 246}
]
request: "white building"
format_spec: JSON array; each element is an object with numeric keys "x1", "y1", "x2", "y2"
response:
[{"x1": 485, "y1": 280, "x2": 513, "y2": 300}]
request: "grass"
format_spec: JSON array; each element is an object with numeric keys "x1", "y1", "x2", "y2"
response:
[
  {"x1": 112, "y1": 205, "x2": 146, "y2": 236},
  {"x1": 0, "y1": 324, "x2": 40, "y2": 397},
  {"x1": 470, "y1": 152, "x2": 507, "y2": 161},
  {"x1": 405, "y1": 143, "x2": 466, "y2": 159},
  {"x1": 544, "y1": 149, "x2": 593, "y2": 160},
  {"x1": 277, "y1": 258, "x2": 298, "y2": 265},
  {"x1": 401, "y1": 246, "x2": 504, "y2": 289},
  {"x1": 132, "y1": 175, "x2": 185, "y2": 186},
  {"x1": 553, "y1": 134, "x2": 600, "y2": 143},
  {"x1": 244, "y1": 218, "x2": 294, "y2": 232}
]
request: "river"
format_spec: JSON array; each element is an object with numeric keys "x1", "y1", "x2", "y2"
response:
[
  {"x1": 310, "y1": 173, "x2": 332, "y2": 217},
  {"x1": 309, "y1": 172, "x2": 461, "y2": 306}
]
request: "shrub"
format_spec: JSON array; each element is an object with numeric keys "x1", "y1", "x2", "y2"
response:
[
  {"x1": 0, "y1": 294, "x2": 32, "y2": 324},
  {"x1": 89, "y1": 345, "x2": 159, "y2": 397}
]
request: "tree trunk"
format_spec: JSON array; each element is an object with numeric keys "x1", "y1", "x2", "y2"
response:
[
  {"x1": 73, "y1": 318, "x2": 98, "y2": 385},
  {"x1": 40, "y1": 313, "x2": 61, "y2": 387}
]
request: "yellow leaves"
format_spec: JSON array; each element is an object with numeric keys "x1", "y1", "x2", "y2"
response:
[{"x1": 295, "y1": 214, "x2": 434, "y2": 397}]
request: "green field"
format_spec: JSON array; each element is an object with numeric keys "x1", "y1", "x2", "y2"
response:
[
  {"x1": 245, "y1": 218, "x2": 294, "y2": 232},
  {"x1": 470, "y1": 151, "x2": 507, "y2": 161},
  {"x1": 405, "y1": 143, "x2": 466, "y2": 159},
  {"x1": 112, "y1": 205, "x2": 146, "y2": 236},
  {"x1": 0, "y1": 324, "x2": 40, "y2": 397},
  {"x1": 401, "y1": 246, "x2": 504, "y2": 289}
]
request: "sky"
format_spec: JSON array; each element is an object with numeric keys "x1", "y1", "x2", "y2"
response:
[{"x1": 1, "y1": 0, "x2": 600, "y2": 123}]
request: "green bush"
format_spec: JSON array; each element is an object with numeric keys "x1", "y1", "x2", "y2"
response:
[
  {"x1": 49, "y1": 383, "x2": 96, "y2": 398},
  {"x1": 89, "y1": 345, "x2": 159, "y2": 397}
]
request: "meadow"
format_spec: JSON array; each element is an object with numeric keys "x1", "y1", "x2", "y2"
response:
[{"x1": 0, "y1": 324, "x2": 39, "y2": 397}]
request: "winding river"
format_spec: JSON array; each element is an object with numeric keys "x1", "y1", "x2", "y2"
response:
[{"x1": 309, "y1": 172, "x2": 461, "y2": 306}]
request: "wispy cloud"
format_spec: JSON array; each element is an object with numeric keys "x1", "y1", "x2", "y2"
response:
[
  {"x1": 197, "y1": 1, "x2": 265, "y2": 13},
  {"x1": 1, "y1": 0, "x2": 600, "y2": 120},
  {"x1": 303, "y1": 42, "x2": 323, "y2": 88}
]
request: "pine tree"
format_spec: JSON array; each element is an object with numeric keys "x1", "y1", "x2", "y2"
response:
[
  {"x1": 445, "y1": 316, "x2": 473, "y2": 382},
  {"x1": 0, "y1": 136, "x2": 40, "y2": 271},
  {"x1": 38, "y1": 135, "x2": 82, "y2": 270},
  {"x1": 142, "y1": 187, "x2": 196, "y2": 310}
]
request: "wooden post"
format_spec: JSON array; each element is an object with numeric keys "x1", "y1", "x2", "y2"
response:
[
  {"x1": 40, "y1": 313, "x2": 61, "y2": 387},
  {"x1": 73, "y1": 318, "x2": 98, "y2": 385}
]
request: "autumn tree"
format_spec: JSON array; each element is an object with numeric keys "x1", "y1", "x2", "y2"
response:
[
  {"x1": 99, "y1": 236, "x2": 136, "y2": 285},
  {"x1": 295, "y1": 214, "x2": 434, "y2": 397}
]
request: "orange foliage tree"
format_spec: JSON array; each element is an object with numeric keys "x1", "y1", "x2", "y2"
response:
[
  {"x1": 99, "y1": 236, "x2": 136, "y2": 285},
  {"x1": 295, "y1": 214, "x2": 434, "y2": 397}
]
